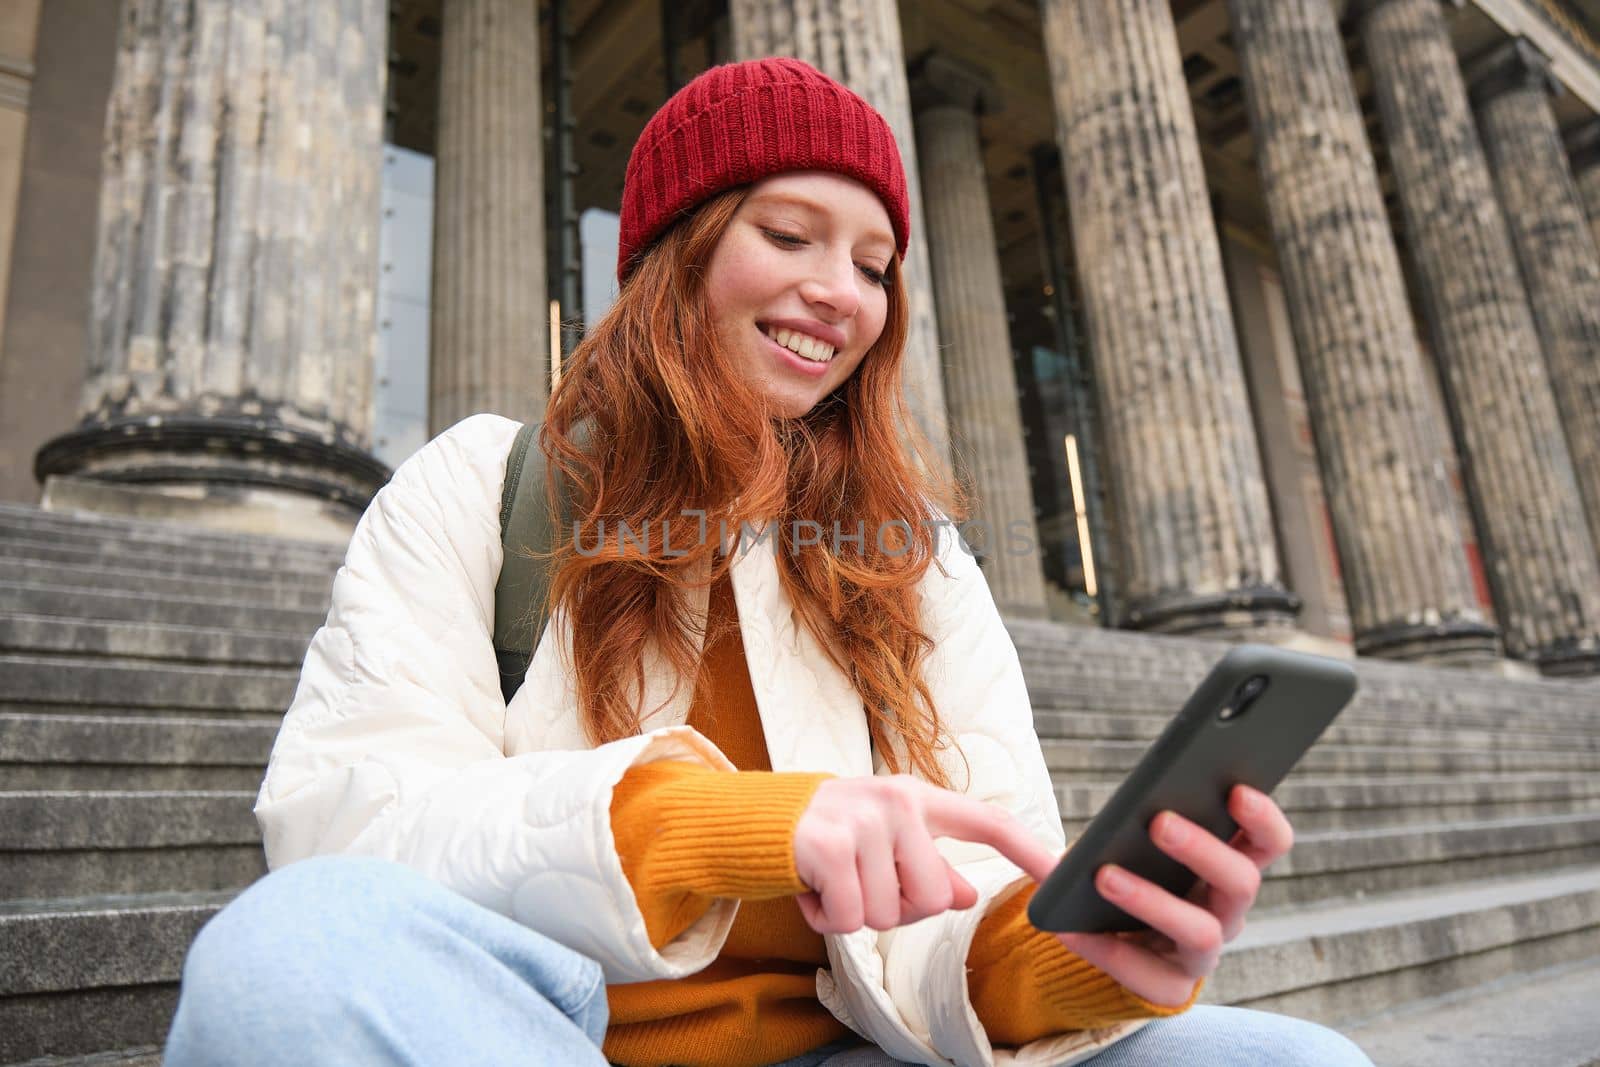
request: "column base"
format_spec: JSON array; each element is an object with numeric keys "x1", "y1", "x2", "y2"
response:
[
  {"x1": 40, "y1": 474, "x2": 359, "y2": 546},
  {"x1": 35, "y1": 412, "x2": 390, "y2": 512},
  {"x1": 1121, "y1": 585, "x2": 1301, "y2": 637},
  {"x1": 1354, "y1": 617, "x2": 1502, "y2": 665},
  {"x1": 1528, "y1": 639, "x2": 1600, "y2": 679}
]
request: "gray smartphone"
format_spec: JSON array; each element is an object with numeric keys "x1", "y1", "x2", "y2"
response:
[{"x1": 1027, "y1": 644, "x2": 1358, "y2": 934}]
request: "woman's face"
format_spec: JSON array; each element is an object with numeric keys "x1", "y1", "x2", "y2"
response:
[{"x1": 704, "y1": 171, "x2": 894, "y2": 420}]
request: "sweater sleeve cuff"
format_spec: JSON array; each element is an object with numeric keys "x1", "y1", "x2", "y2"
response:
[
  {"x1": 967, "y1": 884, "x2": 1203, "y2": 1045},
  {"x1": 1032, "y1": 950, "x2": 1205, "y2": 1023},
  {"x1": 612, "y1": 760, "x2": 831, "y2": 900}
]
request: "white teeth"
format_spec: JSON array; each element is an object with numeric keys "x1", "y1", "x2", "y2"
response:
[{"x1": 765, "y1": 325, "x2": 835, "y2": 362}]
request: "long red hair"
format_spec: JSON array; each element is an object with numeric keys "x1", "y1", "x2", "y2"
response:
[{"x1": 535, "y1": 186, "x2": 969, "y2": 785}]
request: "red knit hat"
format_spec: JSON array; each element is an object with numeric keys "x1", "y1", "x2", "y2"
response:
[{"x1": 616, "y1": 57, "x2": 911, "y2": 284}]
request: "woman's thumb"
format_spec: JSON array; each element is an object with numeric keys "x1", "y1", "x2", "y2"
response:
[
  {"x1": 948, "y1": 866, "x2": 978, "y2": 909},
  {"x1": 796, "y1": 890, "x2": 828, "y2": 930}
]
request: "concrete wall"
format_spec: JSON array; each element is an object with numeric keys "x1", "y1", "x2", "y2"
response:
[{"x1": 0, "y1": 1, "x2": 119, "y2": 504}]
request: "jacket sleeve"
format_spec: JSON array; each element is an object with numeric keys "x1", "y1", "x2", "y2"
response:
[
  {"x1": 872, "y1": 511, "x2": 1168, "y2": 1066},
  {"x1": 253, "y1": 413, "x2": 738, "y2": 983}
]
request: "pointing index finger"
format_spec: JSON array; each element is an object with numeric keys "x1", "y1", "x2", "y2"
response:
[{"x1": 921, "y1": 790, "x2": 1060, "y2": 883}]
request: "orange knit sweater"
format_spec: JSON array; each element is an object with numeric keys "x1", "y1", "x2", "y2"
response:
[{"x1": 605, "y1": 570, "x2": 1199, "y2": 1067}]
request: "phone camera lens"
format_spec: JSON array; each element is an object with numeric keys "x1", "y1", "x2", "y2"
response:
[{"x1": 1219, "y1": 675, "x2": 1269, "y2": 721}]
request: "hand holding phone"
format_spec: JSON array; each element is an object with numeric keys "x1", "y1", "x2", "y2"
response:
[
  {"x1": 1050, "y1": 780, "x2": 1300, "y2": 1009},
  {"x1": 1022, "y1": 644, "x2": 1357, "y2": 1007}
]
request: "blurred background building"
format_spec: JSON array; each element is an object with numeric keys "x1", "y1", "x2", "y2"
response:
[{"x1": 5, "y1": 0, "x2": 1600, "y2": 674}]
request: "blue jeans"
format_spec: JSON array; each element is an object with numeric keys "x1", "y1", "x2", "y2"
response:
[{"x1": 165, "y1": 855, "x2": 1374, "y2": 1067}]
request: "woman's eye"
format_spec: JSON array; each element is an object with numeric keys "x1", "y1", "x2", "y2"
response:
[{"x1": 765, "y1": 229, "x2": 888, "y2": 287}]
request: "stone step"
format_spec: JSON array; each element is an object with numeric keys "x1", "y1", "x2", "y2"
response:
[
  {"x1": 0, "y1": 502, "x2": 346, "y2": 564},
  {"x1": 1044, "y1": 701, "x2": 1600, "y2": 746},
  {"x1": 0, "y1": 791, "x2": 264, "y2": 899},
  {"x1": 0, "y1": 560, "x2": 331, "y2": 610},
  {"x1": 1339, "y1": 955, "x2": 1600, "y2": 1066},
  {"x1": 0, "y1": 655, "x2": 296, "y2": 714},
  {"x1": 1023, "y1": 673, "x2": 1600, "y2": 733},
  {"x1": 0, "y1": 712, "x2": 276, "y2": 791},
  {"x1": 0, "y1": 889, "x2": 234, "y2": 1062},
  {"x1": 1207, "y1": 866, "x2": 1600, "y2": 1028},
  {"x1": 1261, "y1": 812, "x2": 1600, "y2": 908},
  {"x1": 0, "y1": 792, "x2": 260, "y2": 851},
  {"x1": 1058, "y1": 771, "x2": 1600, "y2": 834},
  {"x1": 0, "y1": 615, "x2": 311, "y2": 668},
  {"x1": 1040, "y1": 738, "x2": 1600, "y2": 776},
  {"x1": 1068, "y1": 794, "x2": 1600, "y2": 840},
  {"x1": 0, "y1": 535, "x2": 339, "y2": 585},
  {"x1": 1033, "y1": 707, "x2": 1600, "y2": 754},
  {"x1": 1012, "y1": 629, "x2": 1596, "y2": 677},
  {"x1": 7, "y1": 1048, "x2": 163, "y2": 1066},
  {"x1": 2, "y1": 763, "x2": 263, "y2": 792},
  {"x1": 0, "y1": 582, "x2": 325, "y2": 634},
  {"x1": 7, "y1": 1049, "x2": 164, "y2": 1067},
  {"x1": 1008, "y1": 631, "x2": 1600, "y2": 715},
  {"x1": 1064, "y1": 801, "x2": 1593, "y2": 911}
]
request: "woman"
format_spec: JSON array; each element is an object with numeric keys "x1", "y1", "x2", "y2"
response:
[{"x1": 164, "y1": 58, "x2": 1373, "y2": 1067}]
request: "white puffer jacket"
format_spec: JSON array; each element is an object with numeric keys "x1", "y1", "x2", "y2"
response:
[{"x1": 255, "y1": 413, "x2": 1148, "y2": 1066}]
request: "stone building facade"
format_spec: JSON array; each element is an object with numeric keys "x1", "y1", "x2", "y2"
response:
[{"x1": 2, "y1": 0, "x2": 1600, "y2": 676}]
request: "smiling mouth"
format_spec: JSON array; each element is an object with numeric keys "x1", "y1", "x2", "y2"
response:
[
  {"x1": 757, "y1": 322, "x2": 838, "y2": 363},
  {"x1": 755, "y1": 323, "x2": 838, "y2": 382}
]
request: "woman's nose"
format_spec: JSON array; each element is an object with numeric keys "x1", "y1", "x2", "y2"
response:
[{"x1": 799, "y1": 253, "x2": 861, "y2": 318}]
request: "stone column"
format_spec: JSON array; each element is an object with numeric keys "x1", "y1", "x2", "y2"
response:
[
  {"x1": 1570, "y1": 119, "x2": 1600, "y2": 251},
  {"x1": 34, "y1": 0, "x2": 390, "y2": 512},
  {"x1": 429, "y1": 0, "x2": 547, "y2": 434},
  {"x1": 730, "y1": 0, "x2": 951, "y2": 469},
  {"x1": 1226, "y1": 0, "x2": 1496, "y2": 662},
  {"x1": 908, "y1": 53, "x2": 1047, "y2": 618},
  {"x1": 1471, "y1": 39, "x2": 1600, "y2": 560},
  {"x1": 1359, "y1": 0, "x2": 1600, "y2": 674},
  {"x1": 1037, "y1": 0, "x2": 1297, "y2": 635}
]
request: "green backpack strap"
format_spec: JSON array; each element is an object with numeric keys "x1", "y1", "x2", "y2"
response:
[{"x1": 494, "y1": 420, "x2": 565, "y2": 704}]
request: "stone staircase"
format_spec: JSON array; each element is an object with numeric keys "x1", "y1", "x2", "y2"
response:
[
  {"x1": 3, "y1": 500, "x2": 1599, "y2": 1063},
  {"x1": 0, "y1": 502, "x2": 341, "y2": 1065}
]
